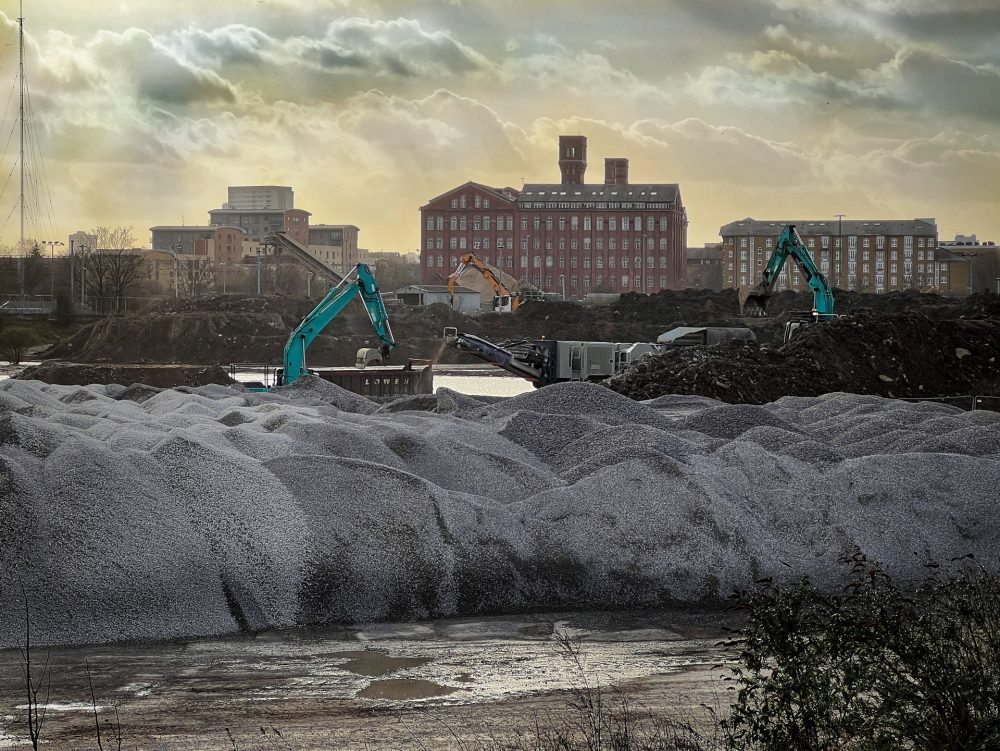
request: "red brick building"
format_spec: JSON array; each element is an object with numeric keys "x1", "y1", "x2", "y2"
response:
[{"x1": 419, "y1": 136, "x2": 687, "y2": 297}]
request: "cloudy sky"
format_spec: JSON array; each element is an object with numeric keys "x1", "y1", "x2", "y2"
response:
[{"x1": 1, "y1": 0, "x2": 998, "y2": 251}]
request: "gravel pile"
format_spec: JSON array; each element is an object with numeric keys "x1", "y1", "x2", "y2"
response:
[{"x1": 1, "y1": 378, "x2": 997, "y2": 646}]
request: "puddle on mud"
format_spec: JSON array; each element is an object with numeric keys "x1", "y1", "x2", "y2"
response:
[
  {"x1": 333, "y1": 650, "x2": 435, "y2": 677},
  {"x1": 357, "y1": 678, "x2": 459, "y2": 700}
]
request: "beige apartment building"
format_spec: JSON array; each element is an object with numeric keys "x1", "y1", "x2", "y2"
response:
[
  {"x1": 306, "y1": 225, "x2": 367, "y2": 276},
  {"x1": 719, "y1": 217, "x2": 968, "y2": 296}
]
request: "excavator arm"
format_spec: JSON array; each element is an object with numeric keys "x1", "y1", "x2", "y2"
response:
[
  {"x1": 448, "y1": 253, "x2": 520, "y2": 312},
  {"x1": 739, "y1": 224, "x2": 835, "y2": 319},
  {"x1": 282, "y1": 263, "x2": 396, "y2": 385}
]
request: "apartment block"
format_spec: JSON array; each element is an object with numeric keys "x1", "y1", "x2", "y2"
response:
[{"x1": 720, "y1": 217, "x2": 942, "y2": 294}]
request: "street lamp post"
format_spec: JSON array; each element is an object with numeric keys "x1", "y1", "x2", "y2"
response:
[
  {"x1": 41, "y1": 240, "x2": 64, "y2": 297},
  {"x1": 79, "y1": 244, "x2": 89, "y2": 308},
  {"x1": 170, "y1": 244, "x2": 182, "y2": 298}
]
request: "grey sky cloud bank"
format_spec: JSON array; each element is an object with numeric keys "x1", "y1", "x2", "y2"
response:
[{"x1": 0, "y1": 0, "x2": 997, "y2": 249}]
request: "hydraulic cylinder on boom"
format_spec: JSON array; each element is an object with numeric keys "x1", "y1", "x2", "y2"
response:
[
  {"x1": 739, "y1": 224, "x2": 835, "y2": 320},
  {"x1": 281, "y1": 263, "x2": 395, "y2": 386}
]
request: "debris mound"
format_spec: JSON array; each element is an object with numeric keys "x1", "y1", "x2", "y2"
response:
[{"x1": 607, "y1": 312, "x2": 1000, "y2": 404}]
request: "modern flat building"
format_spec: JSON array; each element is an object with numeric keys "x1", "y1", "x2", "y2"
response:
[
  {"x1": 419, "y1": 135, "x2": 688, "y2": 297},
  {"x1": 940, "y1": 234, "x2": 999, "y2": 294},
  {"x1": 306, "y1": 224, "x2": 368, "y2": 275},
  {"x1": 225, "y1": 185, "x2": 294, "y2": 211},
  {"x1": 207, "y1": 207, "x2": 310, "y2": 245},
  {"x1": 150, "y1": 225, "x2": 247, "y2": 263},
  {"x1": 719, "y1": 217, "x2": 940, "y2": 294},
  {"x1": 686, "y1": 244, "x2": 724, "y2": 290}
]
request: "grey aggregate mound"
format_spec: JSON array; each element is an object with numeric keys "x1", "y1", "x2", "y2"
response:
[
  {"x1": 681, "y1": 403, "x2": 807, "y2": 440},
  {"x1": 271, "y1": 374, "x2": 376, "y2": 414},
  {"x1": 1, "y1": 379, "x2": 998, "y2": 646},
  {"x1": 488, "y1": 381, "x2": 672, "y2": 429}
]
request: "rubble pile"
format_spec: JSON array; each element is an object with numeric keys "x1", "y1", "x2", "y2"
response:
[
  {"x1": 1, "y1": 379, "x2": 997, "y2": 646},
  {"x1": 31, "y1": 290, "x2": 1000, "y2": 378},
  {"x1": 606, "y1": 312, "x2": 1000, "y2": 404}
]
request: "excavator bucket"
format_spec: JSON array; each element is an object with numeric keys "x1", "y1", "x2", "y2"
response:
[{"x1": 738, "y1": 284, "x2": 771, "y2": 317}]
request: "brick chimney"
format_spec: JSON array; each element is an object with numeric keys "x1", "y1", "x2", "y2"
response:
[
  {"x1": 604, "y1": 158, "x2": 629, "y2": 185},
  {"x1": 559, "y1": 135, "x2": 587, "y2": 185}
]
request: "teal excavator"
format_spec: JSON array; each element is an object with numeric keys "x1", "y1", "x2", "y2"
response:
[
  {"x1": 739, "y1": 224, "x2": 835, "y2": 339},
  {"x1": 279, "y1": 263, "x2": 395, "y2": 386}
]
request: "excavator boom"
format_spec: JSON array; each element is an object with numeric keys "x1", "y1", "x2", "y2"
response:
[
  {"x1": 282, "y1": 263, "x2": 395, "y2": 385},
  {"x1": 448, "y1": 253, "x2": 521, "y2": 312},
  {"x1": 739, "y1": 224, "x2": 835, "y2": 319}
]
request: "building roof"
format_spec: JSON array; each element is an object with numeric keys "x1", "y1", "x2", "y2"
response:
[
  {"x1": 150, "y1": 225, "x2": 216, "y2": 231},
  {"x1": 719, "y1": 217, "x2": 938, "y2": 236},
  {"x1": 209, "y1": 208, "x2": 312, "y2": 216},
  {"x1": 310, "y1": 224, "x2": 360, "y2": 231},
  {"x1": 420, "y1": 181, "x2": 520, "y2": 210},
  {"x1": 518, "y1": 183, "x2": 680, "y2": 205},
  {"x1": 687, "y1": 246, "x2": 724, "y2": 260},
  {"x1": 396, "y1": 284, "x2": 478, "y2": 295},
  {"x1": 935, "y1": 247, "x2": 970, "y2": 262}
]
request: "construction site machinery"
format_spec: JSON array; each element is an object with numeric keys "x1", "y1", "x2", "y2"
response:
[
  {"x1": 264, "y1": 232, "x2": 344, "y2": 287},
  {"x1": 448, "y1": 253, "x2": 522, "y2": 312},
  {"x1": 454, "y1": 325, "x2": 756, "y2": 387},
  {"x1": 739, "y1": 224, "x2": 835, "y2": 328},
  {"x1": 454, "y1": 334, "x2": 662, "y2": 387},
  {"x1": 281, "y1": 263, "x2": 396, "y2": 386}
]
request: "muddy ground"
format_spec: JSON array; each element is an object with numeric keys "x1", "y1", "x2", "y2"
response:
[
  {"x1": 0, "y1": 612, "x2": 728, "y2": 751},
  {"x1": 27, "y1": 289, "x2": 1000, "y2": 400}
]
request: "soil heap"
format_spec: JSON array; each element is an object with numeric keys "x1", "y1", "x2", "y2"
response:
[
  {"x1": 607, "y1": 311, "x2": 1000, "y2": 404},
  {"x1": 35, "y1": 289, "x2": 1000, "y2": 369}
]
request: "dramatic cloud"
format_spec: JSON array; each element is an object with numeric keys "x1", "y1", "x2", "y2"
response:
[{"x1": 1, "y1": 1, "x2": 999, "y2": 250}]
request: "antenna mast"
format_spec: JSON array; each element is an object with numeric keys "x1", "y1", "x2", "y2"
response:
[
  {"x1": 18, "y1": 0, "x2": 25, "y2": 296},
  {"x1": 19, "y1": 0, "x2": 24, "y2": 245}
]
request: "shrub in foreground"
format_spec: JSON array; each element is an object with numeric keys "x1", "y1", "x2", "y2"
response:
[{"x1": 723, "y1": 551, "x2": 1000, "y2": 751}]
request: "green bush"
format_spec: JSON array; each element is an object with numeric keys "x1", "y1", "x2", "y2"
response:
[
  {"x1": 0, "y1": 326, "x2": 37, "y2": 364},
  {"x1": 723, "y1": 550, "x2": 1000, "y2": 751}
]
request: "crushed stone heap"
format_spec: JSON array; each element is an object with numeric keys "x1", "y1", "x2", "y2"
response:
[
  {"x1": 1, "y1": 378, "x2": 998, "y2": 646},
  {"x1": 607, "y1": 312, "x2": 1000, "y2": 404}
]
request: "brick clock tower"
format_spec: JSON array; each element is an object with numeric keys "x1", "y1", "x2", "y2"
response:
[{"x1": 558, "y1": 135, "x2": 587, "y2": 185}]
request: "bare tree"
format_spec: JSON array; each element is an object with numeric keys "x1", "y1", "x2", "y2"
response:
[
  {"x1": 273, "y1": 261, "x2": 307, "y2": 296},
  {"x1": 22, "y1": 244, "x2": 45, "y2": 295},
  {"x1": 179, "y1": 257, "x2": 215, "y2": 297},
  {"x1": 18, "y1": 577, "x2": 50, "y2": 751},
  {"x1": 85, "y1": 227, "x2": 145, "y2": 314}
]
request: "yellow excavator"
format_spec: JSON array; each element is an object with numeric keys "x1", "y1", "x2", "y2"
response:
[{"x1": 447, "y1": 253, "x2": 522, "y2": 313}]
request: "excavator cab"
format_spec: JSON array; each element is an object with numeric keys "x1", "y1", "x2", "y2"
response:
[{"x1": 493, "y1": 294, "x2": 514, "y2": 313}]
